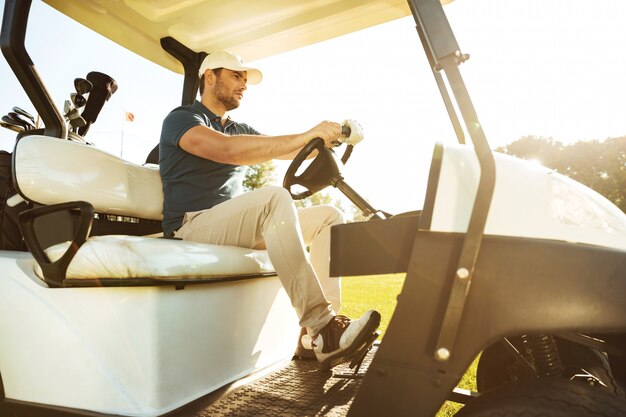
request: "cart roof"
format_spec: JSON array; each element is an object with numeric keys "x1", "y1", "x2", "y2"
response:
[{"x1": 42, "y1": 0, "x2": 449, "y2": 74}]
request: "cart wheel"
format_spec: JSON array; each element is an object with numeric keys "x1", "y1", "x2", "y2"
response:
[
  {"x1": 476, "y1": 338, "x2": 624, "y2": 397},
  {"x1": 456, "y1": 378, "x2": 626, "y2": 417},
  {"x1": 558, "y1": 339, "x2": 625, "y2": 398},
  {"x1": 596, "y1": 333, "x2": 626, "y2": 391}
]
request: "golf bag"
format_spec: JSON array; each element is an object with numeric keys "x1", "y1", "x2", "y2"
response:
[{"x1": 0, "y1": 150, "x2": 27, "y2": 251}]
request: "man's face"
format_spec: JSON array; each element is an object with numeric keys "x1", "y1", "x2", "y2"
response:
[{"x1": 213, "y1": 69, "x2": 248, "y2": 111}]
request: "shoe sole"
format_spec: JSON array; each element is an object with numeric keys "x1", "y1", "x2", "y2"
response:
[
  {"x1": 318, "y1": 311, "x2": 381, "y2": 370},
  {"x1": 293, "y1": 347, "x2": 317, "y2": 360}
]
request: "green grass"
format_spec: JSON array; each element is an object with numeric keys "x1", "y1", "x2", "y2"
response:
[
  {"x1": 341, "y1": 274, "x2": 478, "y2": 417},
  {"x1": 340, "y1": 273, "x2": 405, "y2": 339}
]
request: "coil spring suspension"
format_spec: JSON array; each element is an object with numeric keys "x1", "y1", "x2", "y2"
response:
[{"x1": 522, "y1": 334, "x2": 564, "y2": 377}]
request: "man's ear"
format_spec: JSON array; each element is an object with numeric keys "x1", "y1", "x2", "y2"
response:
[{"x1": 203, "y1": 70, "x2": 215, "y2": 86}]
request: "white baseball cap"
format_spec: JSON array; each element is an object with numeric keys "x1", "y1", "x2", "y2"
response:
[{"x1": 198, "y1": 50, "x2": 262, "y2": 84}]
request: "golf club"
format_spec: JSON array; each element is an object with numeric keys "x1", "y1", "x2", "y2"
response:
[
  {"x1": 1, "y1": 115, "x2": 26, "y2": 131},
  {"x1": 12, "y1": 106, "x2": 34, "y2": 122},
  {"x1": 0, "y1": 121, "x2": 23, "y2": 133},
  {"x1": 63, "y1": 100, "x2": 72, "y2": 115},
  {"x1": 4, "y1": 114, "x2": 30, "y2": 131},
  {"x1": 74, "y1": 77, "x2": 93, "y2": 95},
  {"x1": 70, "y1": 93, "x2": 86, "y2": 108},
  {"x1": 65, "y1": 107, "x2": 86, "y2": 128},
  {"x1": 8, "y1": 112, "x2": 35, "y2": 130},
  {"x1": 69, "y1": 116, "x2": 87, "y2": 130},
  {"x1": 78, "y1": 71, "x2": 118, "y2": 136}
]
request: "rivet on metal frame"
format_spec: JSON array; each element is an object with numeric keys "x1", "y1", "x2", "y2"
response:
[
  {"x1": 435, "y1": 347, "x2": 450, "y2": 362},
  {"x1": 456, "y1": 267, "x2": 470, "y2": 280}
]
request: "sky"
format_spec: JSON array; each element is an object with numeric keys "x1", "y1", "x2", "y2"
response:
[{"x1": 1, "y1": 0, "x2": 626, "y2": 215}]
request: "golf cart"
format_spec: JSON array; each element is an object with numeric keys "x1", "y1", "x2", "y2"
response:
[{"x1": 2, "y1": 0, "x2": 626, "y2": 416}]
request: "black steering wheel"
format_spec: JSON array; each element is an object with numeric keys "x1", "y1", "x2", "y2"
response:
[{"x1": 283, "y1": 138, "x2": 353, "y2": 200}]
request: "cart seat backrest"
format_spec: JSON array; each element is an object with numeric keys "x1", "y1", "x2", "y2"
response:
[{"x1": 13, "y1": 135, "x2": 163, "y2": 220}]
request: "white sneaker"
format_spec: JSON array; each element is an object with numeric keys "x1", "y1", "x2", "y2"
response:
[{"x1": 312, "y1": 310, "x2": 381, "y2": 369}]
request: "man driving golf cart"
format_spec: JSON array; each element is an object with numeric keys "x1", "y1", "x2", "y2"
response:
[
  {"x1": 159, "y1": 50, "x2": 381, "y2": 369},
  {"x1": 3, "y1": 0, "x2": 626, "y2": 416}
]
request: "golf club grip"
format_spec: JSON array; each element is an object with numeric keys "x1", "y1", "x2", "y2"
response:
[{"x1": 341, "y1": 125, "x2": 351, "y2": 137}]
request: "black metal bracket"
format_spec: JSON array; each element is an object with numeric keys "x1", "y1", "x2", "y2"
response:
[
  {"x1": 407, "y1": 0, "x2": 496, "y2": 364},
  {"x1": 501, "y1": 337, "x2": 536, "y2": 374},
  {"x1": 430, "y1": 55, "x2": 496, "y2": 365},
  {"x1": 1, "y1": 0, "x2": 66, "y2": 139},
  {"x1": 18, "y1": 201, "x2": 94, "y2": 287}
]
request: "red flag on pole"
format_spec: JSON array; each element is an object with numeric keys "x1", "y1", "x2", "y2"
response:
[{"x1": 124, "y1": 111, "x2": 135, "y2": 122}]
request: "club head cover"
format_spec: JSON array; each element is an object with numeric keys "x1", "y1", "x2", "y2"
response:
[{"x1": 78, "y1": 72, "x2": 118, "y2": 136}]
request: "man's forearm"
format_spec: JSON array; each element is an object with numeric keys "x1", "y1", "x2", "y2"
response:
[{"x1": 179, "y1": 125, "x2": 311, "y2": 165}]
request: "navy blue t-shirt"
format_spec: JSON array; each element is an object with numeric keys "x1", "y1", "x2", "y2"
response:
[{"x1": 159, "y1": 100, "x2": 261, "y2": 233}]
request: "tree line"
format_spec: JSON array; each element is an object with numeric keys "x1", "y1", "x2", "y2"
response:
[{"x1": 497, "y1": 136, "x2": 625, "y2": 213}]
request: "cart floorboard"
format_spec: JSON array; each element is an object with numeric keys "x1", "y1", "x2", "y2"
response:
[{"x1": 177, "y1": 345, "x2": 379, "y2": 417}]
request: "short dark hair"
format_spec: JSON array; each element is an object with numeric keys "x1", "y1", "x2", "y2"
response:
[{"x1": 198, "y1": 68, "x2": 223, "y2": 95}]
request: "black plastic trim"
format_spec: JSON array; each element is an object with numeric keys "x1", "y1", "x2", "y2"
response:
[
  {"x1": 11, "y1": 139, "x2": 28, "y2": 205},
  {"x1": 18, "y1": 201, "x2": 93, "y2": 287},
  {"x1": 330, "y1": 214, "x2": 420, "y2": 277}
]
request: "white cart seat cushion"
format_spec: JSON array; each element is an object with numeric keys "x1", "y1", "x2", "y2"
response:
[{"x1": 35, "y1": 235, "x2": 275, "y2": 280}]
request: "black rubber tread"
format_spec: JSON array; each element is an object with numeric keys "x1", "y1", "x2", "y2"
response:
[
  {"x1": 476, "y1": 337, "x2": 624, "y2": 397},
  {"x1": 558, "y1": 339, "x2": 625, "y2": 398},
  {"x1": 456, "y1": 378, "x2": 626, "y2": 417},
  {"x1": 192, "y1": 345, "x2": 379, "y2": 416},
  {"x1": 595, "y1": 333, "x2": 626, "y2": 387}
]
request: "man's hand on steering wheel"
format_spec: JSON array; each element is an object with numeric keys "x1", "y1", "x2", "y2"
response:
[
  {"x1": 301, "y1": 121, "x2": 341, "y2": 148},
  {"x1": 284, "y1": 119, "x2": 363, "y2": 200}
]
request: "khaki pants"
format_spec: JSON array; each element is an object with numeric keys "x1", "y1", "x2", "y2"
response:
[{"x1": 175, "y1": 186, "x2": 343, "y2": 335}]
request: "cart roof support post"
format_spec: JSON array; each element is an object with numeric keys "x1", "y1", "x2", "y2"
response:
[
  {"x1": 1, "y1": 0, "x2": 66, "y2": 139},
  {"x1": 160, "y1": 37, "x2": 207, "y2": 106}
]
